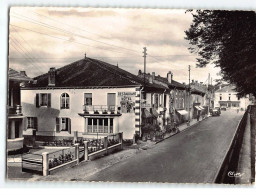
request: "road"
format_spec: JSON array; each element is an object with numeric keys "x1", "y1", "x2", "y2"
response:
[{"x1": 83, "y1": 109, "x2": 244, "y2": 183}]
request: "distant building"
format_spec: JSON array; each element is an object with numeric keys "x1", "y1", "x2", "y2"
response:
[
  {"x1": 21, "y1": 57, "x2": 167, "y2": 141},
  {"x1": 214, "y1": 85, "x2": 251, "y2": 110},
  {"x1": 138, "y1": 71, "x2": 206, "y2": 125},
  {"x1": 7, "y1": 68, "x2": 32, "y2": 152}
]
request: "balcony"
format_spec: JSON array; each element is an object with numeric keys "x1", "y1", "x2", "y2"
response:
[
  {"x1": 8, "y1": 105, "x2": 23, "y2": 116},
  {"x1": 83, "y1": 105, "x2": 120, "y2": 115}
]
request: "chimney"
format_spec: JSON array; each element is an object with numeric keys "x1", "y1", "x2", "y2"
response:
[
  {"x1": 167, "y1": 71, "x2": 173, "y2": 83},
  {"x1": 219, "y1": 85, "x2": 222, "y2": 89},
  {"x1": 152, "y1": 72, "x2": 155, "y2": 81},
  {"x1": 20, "y1": 71, "x2": 27, "y2": 77},
  {"x1": 48, "y1": 67, "x2": 56, "y2": 86},
  {"x1": 148, "y1": 75, "x2": 153, "y2": 84},
  {"x1": 138, "y1": 70, "x2": 142, "y2": 75}
]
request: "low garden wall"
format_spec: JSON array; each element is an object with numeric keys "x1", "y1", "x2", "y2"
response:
[{"x1": 22, "y1": 132, "x2": 123, "y2": 176}]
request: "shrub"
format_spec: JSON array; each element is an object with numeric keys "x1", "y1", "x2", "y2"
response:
[{"x1": 141, "y1": 124, "x2": 155, "y2": 134}]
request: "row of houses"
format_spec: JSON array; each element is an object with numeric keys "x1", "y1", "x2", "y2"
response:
[{"x1": 6, "y1": 56, "x2": 215, "y2": 152}]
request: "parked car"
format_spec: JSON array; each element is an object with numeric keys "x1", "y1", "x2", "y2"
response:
[
  {"x1": 215, "y1": 107, "x2": 221, "y2": 114},
  {"x1": 211, "y1": 107, "x2": 221, "y2": 116},
  {"x1": 221, "y1": 106, "x2": 227, "y2": 111}
]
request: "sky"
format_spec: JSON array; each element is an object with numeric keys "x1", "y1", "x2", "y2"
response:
[{"x1": 8, "y1": 7, "x2": 221, "y2": 84}]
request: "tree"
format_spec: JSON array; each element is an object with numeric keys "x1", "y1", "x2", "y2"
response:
[{"x1": 185, "y1": 10, "x2": 256, "y2": 97}]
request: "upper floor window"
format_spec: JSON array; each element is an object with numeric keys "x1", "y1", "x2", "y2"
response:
[
  {"x1": 36, "y1": 93, "x2": 51, "y2": 107},
  {"x1": 60, "y1": 93, "x2": 70, "y2": 109},
  {"x1": 84, "y1": 93, "x2": 92, "y2": 105}
]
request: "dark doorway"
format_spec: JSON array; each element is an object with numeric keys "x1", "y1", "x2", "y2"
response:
[{"x1": 15, "y1": 121, "x2": 20, "y2": 138}]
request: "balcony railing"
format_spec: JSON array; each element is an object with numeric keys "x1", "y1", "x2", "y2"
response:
[
  {"x1": 8, "y1": 105, "x2": 23, "y2": 116},
  {"x1": 83, "y1": 105, "x2": 120, "y2": 114}
]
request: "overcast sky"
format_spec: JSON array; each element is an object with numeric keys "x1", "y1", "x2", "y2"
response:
[{"x1": 9, "y1": 7, "x2": 221, "y2": 84}]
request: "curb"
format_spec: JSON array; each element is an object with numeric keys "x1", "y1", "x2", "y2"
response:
[{"x1": 155, "y1": 117, "x2": 209, "y2": 145}]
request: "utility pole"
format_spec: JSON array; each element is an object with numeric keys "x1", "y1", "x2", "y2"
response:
[
  {"x1": 143, "y1": 47, "x2": 147, "y2": 99},
  {"x1": 208, "y1": 73, "x2": 211, "y2": 116},
  {"x1": 188, "y1": 65, "x2": 191, "y2": 124}
]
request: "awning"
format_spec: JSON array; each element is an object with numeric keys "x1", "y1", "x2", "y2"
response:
[
  {"x1": 151, "y1": 109, "x2": 159, "y2": 118},
  {"x1": 177, "y1": 110, "x2": 188, "y2": 115},
  {"x1": 194, "y1": 106, "x2": 202, "y2": 110},
  {"x1": 199, "y1": 106, "x2": 204, "y2": 110},
  {"x1": 142, "y1": 108, "x2": 152, "y2": 118}
]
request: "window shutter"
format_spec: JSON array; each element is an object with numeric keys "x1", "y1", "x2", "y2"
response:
[
  {"x1": 56, "y1": 117, "x2": 60, "y2": 133},
  {"x1": 36, "y1": 94, "x2": 40, "y2": 107},
  {"x1": 47, "y1": 93, "x2": 51, "y2": 107},
  {"x1": 34, "y1": 117, "x2": 38, "y2": 131},
  {"x1": 23, "y1": 117, "x2": 28, "y2": 131},
  {"x1": 68, "y1": 118, "x2": 71, "y2": 134}
]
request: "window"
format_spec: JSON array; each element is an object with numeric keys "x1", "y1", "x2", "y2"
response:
[
  {"x1": 86, "y1": 118, "x2": 113, "y2": 134},
  {"x1": 154, "y1": 94, "x2": 159, "y2": 108},
  {"x1": 36, "y1": 93, "x2": 51, "y2": 107},
  {"x1": 56, "y1": 117, "x2": 71, "y2": 134},
  {"x1": 159, "y1": 94, "x2": 162, "y2": 106},
  {"x1": 84, "y1": 93, "x2": 92, "y2": 105},
  {"x1": 27, "y1": 117, "x2": 38, "y2": 130},
  {"x1": 229, "y1": 96, "x2": 231, "y2": 101},
  {"x1": 60, "y1": 93, "x2": 70, "y2": 109},
  {"x1": 220, "y1": 96, "x2": 222, "y2": 100}
]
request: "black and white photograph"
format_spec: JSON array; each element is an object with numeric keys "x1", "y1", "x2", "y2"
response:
[{"x1": 4, "y1": 4, "x2": 256, "y2": 186}]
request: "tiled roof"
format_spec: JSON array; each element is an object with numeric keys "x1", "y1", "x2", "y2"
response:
[
  {"x1": 9, "y1": 68, "x2": 32, "y2": 82},
  {"x1": 25, "y1": 57, "x2": 167, "y2": 91},
  {"x1": 215, "y1": 85, "x2": 236, "y2": 93},
  {"x1": 138, "y1": 73, "x2": 187, "y2": 90}
]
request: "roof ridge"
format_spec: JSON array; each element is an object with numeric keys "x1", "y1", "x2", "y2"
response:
[
  {"x1": 87, "y1": 58, "x2": 140, "y2": 85},
  {"x1": 33, "y1": 59, "x2": 83, "y2": 80}
]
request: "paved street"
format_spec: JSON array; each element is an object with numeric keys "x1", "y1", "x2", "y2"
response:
[{"x1": 82, "y1": 109, "x2": 244, "y2": 183}]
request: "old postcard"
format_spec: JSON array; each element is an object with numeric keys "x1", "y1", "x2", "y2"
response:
[{"x1": 6, "y1": 7, "x2": 255, "y2": 184}]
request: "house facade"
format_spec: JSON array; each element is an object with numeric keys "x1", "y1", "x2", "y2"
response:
[
  {"x1": 214, "y1": 85, "x2": 251, "y2": 110},
  {"x1": 21, "y1": 57, "x2": 166, "y2": 141},
  {"x1": 138, "y1": 71, "x2": 189, "y2": 125},
  {"x1": 7, "y1": 68, "x2": 32, "y2": 152}
]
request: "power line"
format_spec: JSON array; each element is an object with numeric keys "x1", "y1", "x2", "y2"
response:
[
  {"x1": 11, "y1": 26, "x2": 49, "y2": 70},
  {"x1": 10, "y1": 24, "x2": 141, "y2": 56},
  {"x1": 9, "y1": 42, "x2": 44, "y2": 75},
  {"x1": 10, "y1": 36, "x2": 45, "y2": 74},
  {"x1": 28, "y1": 9, "x2": 111, "y2": 40},
  {"x1": 11, "y1": 12, "x2": 141, "y2": 55}
]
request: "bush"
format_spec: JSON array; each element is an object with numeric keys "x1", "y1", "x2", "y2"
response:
[{"x1": 141, "y1": 124, "x2": 155, "y2": 134}]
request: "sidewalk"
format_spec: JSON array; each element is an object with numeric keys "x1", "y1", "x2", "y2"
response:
[{"x1": 156, "y1": 116, "x2": 209, "y2": 144}]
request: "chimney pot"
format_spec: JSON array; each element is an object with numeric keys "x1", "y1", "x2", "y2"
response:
[
  {"x1": 20, "y1": 71, "x2": 27, "y2": 77},
  {"x1": 152, "y1": 72, "x2": 155, "y2": 80}
]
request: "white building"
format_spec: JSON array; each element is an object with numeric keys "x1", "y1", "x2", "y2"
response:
[
  {"x1": 21, "y1": 57, "x2": 167, "y2": 141},
  {"x1": 214, "y1": 85, "x2": 251, "y2": 110}
]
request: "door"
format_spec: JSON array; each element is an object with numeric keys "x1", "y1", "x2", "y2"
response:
[
  {"x1": 107, "y1": 93, "x2": 116, "y2": 111},
  {"x1": 15, "y1": 121, "x2": 20, "y2": 138},
  {"x1": 107, "y1": 93, "x2": 116, "y2": 106}
]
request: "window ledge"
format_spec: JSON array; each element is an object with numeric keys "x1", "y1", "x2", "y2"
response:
[{"x1": 82, "y1": 133, "x2": 110, "y2": 135}]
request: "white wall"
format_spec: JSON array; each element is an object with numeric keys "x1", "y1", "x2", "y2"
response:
[{"x1": 21, "y1": 87, "x2": 138, "y2": 139}]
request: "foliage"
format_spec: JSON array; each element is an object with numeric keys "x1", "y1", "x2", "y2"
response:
[
  {"x1": 185, "y1": 10, "x2": 256, "y2": 97},
  {"x1": 141, "y1": 124, "x2": 155, "y2": 134}
]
